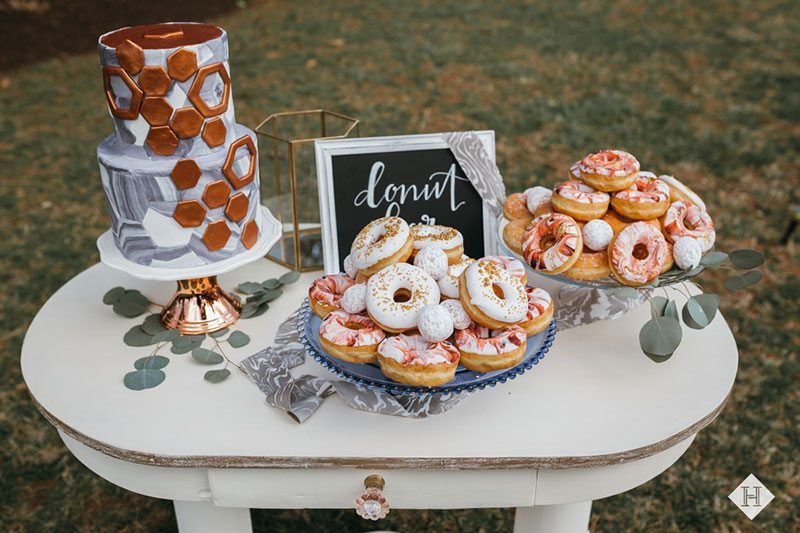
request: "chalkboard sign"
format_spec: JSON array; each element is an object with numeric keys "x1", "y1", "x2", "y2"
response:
[{"x1": 315, "y1": 132, "x2": 498, "y2": 274}]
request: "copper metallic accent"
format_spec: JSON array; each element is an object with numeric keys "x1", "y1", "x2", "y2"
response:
[
  {"x1": 170, "y1": 159, "x2": 202, "y2": 189},
  {"x1": 145, "y1": 29, "x2": 184, "y2": 41},
  {"x1": 170, "y1": 107, "x2": 204, "y2": 138},
  {"x1": 224, "y1": 192, "x2": 249, "y2": 222},
  {"x1": 201, "y1": 117, "x2": 227, "y2": 148},
  {"x1": 222, "y1": 135, "x2": 256, "y2": 189},
  {"x1": 188, "y1": 62, "x2": 230, "y2": 117},
  {"x1": 160, "y1": 276, "x2": 240, "y2": 335},
  {"x1": 241, "y1": 219, "x2": 259, "y2": 249},
  {"x1": 146, "y1": 125, "x2": 179, "y2": 155},
  {"x1": 202, "y1": 219, "x2": 231, "y2": 251},
  {"x1": 138, "y1": 65, "x2": 171, "y2": 95},
  {"x1": 101, "y1": 23, "x2": 222, "y2": 49},
  {"x1": 140, "y1": 96, "x2": 173, "y2": 126},
  {"x1": 102, "y1": 66, "x2": 143, "y2": 120},
  {"x1": 167, "y1": 47, "x2": 198, "y2": 82},
  {"x1": 173, "y1": 200, "x2": 206, "y2": 227},
  {"x1": 115, "y1": 39, "x2": 144, "y2": 76},
  {"x1": 202, "y1": 180, "x2": 231, "y2": 209}
]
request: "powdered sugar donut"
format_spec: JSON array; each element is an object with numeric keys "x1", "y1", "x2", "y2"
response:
[
  {"x1": 524, "y1": 186, "x2": 552, "y2": 216},
  {"x1": 437, "y1": 256, "x2": 476, "y2": 299},
  {"x1": 519, "y1": 286, "x2": 554, "y2": 336},
  {"x1": 410, "y1": 224, "x2": 464, "y2": 264},
  {"x1": 663, "y1": 201, "x2": 715, "y2": 252},
  {"x1": 578, "y1": 149, "x2": 640, "y2": 192},
  {"x1": 318, "y1": 310, "x2": 385, "y2": 363},
  {"x1": 417, "y1": 304, "x2": 455, "y2": 342},
  {"x1": 365, "y1": 263, "x2": 440, "y2": 333},
  {"x1": 308, "y1": 274, "x2": 356, "y2": 318},
  {"x1": 343, "y1": 254, "x2": 358, "y2": 279},
  {"x1": 413, "y1": 246, "x2": 449, "y2": 280},
  {"x1": 459, "y1": 259, "x2": 528, "y2": 329},
  {"x1": 377, "y1": 334, "x2": 460, "y2": 386},
  {"x1": 608, "y1": 222, "x2": 669, "y2": 286},
  {"x1": 582, "y1": 219, "x2": 614, "y2": 252},
  {"x1": 454, "y1": 324, "x2": 527, "y2": 372},
  {"x1": 340, "y1": 284, "x2": 367, "y2": 314},
  {"x1": 503, "y1": 192, "x2": 533, "y2": 221},
  {"x1": 439, "y1": 299, "x2": 472, "y2": 330},
  {"x1": 672, "y1": 237, "x2": 702, "y2": 270},
  {"x1": 351, "y1": 217, "x2": 413, "y2": 275},
  {"x1": 482, "y1": 255, "x2": 527, "y2": 284}
]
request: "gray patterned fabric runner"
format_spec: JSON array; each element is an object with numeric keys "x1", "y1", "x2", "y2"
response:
[
  {"x1": 241, "y1": 310, "x2": 469, "y2": 423},
  {"x1": 442, "y1": 131, "x2": 506, "y2": 215},
  {"x1": 553, "y1": 286, "x2": 646, "y2": 330}
]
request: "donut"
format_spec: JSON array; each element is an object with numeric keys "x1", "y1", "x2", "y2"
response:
[
  {"x1": 437, "y1": 256, "x2": 475, "y2": 299},
  {"x1": 409, "y1": 224, "x2": 464, "y2": 264},
  {"x1": 610, "y1": 172, "x2": 671, "y2": 220},
  {"x1": 662, "y1": 201, "x2": 715, "y2": 252},
  {"x1": 377, "y1": 334, "x2": 460, "y2": 386},
  {"x1": 351, "y1": 216, "x2": 413, "y2": 276},
  {"x1": 340, "y1": 284, "x2": 367, "y2": 314},
  {"x1": 459, "y1": 259, "x2": 528, "y2": 329},
  {"x1": 660, "y1": 241, "x2": 675, "y2": 274},
  {"x1": 413, "y1": 246, "x2": 449, "y2": 280},
  {"x1": 521, "y1": 213, "x2": 583, "y2": 274},
  {"x1": 482, "y1": 255, "x2": 527, "y2": 284},
  {"x1": 657, "y1": 175, "x2": 707, "y2": 212},
  {"x1": 568, "y1": 160, "x2": 583, "y2": 181},
  {"x1": 524, "y1": 186, "x2": 552, "y2": 216},
  {"x1": 578, "y1": 150, "x2": 640, "y2": 192},
  {"x1": 454, "y1": 324, "x2": 527, "y2": 372},
  {"x1": 308, "y1": 274, "x2": 356, "y2": 318},
  {"x1": 365, "y1": 263, "x2": 440, "y2": 333},
  {"x1": 673, "y1": 237, "x2": 702, "y2": 270},
  {"x1": 608, "y1": 222, "x2": 669, "y2": 286},
  {"x1": 502, "y1": 219, "x2": 528, "y2": 255},
  {"x1": 343, "y1": 254, "x2": 358, "y2": 279},
  {"x1": 417, "y1": 304, "x2": 455, "y2": 342},
  {"x1": 318, "y1": 310, "x2": 385, "y2": 363},
  {"x1": 551, "y1": 180, "x2": 610, "y2": 221},
  {"x1": 602, "y1": 210, "x2": 660, "y2": 236},
  {"x1": 503, "y1": 192, "x2": 533, "y2": 221},
  {"x1": 518, "y1": 287, "x2": 554, "y2": 336},
  {"x1": 564, "y1": 249, "x2": 611, "y2": 280}
]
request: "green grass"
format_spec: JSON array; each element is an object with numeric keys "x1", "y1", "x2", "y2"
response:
[{"x1": 1, "y1": 0, "x2": 799, "y2": 531}]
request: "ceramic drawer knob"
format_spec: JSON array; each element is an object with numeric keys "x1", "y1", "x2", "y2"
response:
[{"x1": 355, "y1": 474, "x2": 390, "y2": 520}]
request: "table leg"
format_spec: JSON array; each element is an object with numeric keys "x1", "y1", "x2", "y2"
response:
[
  {"x1": 514, "y1": 501, "x2": 592, "y2": 533},
  {"x1": 173, "y1": 500, "x2": 253, "y2": 533}
]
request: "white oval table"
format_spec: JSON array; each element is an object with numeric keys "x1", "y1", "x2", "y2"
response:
[{"x1": 21, "y1": 260, "x2": 738, "y2": 532}]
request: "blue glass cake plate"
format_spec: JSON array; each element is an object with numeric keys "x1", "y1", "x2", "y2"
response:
[{"x1": 298, "y1": 299, "x2": 557, "y2": 396}]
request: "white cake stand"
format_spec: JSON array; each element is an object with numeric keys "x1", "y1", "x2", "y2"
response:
[{"x1": 96, "y1": 206, "x2": 281, "y2": 334}]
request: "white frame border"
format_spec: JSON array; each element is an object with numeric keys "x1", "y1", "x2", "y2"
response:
[{"x1": 315, "y1": 131, "x2": 498, "y2": 275}]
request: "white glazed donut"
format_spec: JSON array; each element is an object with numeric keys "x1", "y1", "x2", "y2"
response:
[
  {"x1": 340, "y1": 284, "x2": 367, "y2": 314},
  {"x1": 437, "y1": 256, "x2": 476, "y2": 299},
  {"x1": 343, "y1": 254, "x2": 358, "y2": 279},
  {"x1": 460, "y1": 259, "x2": 528, "y2": 328},
  {"x1": 417, "y1": 304, "x2": 455, "y2": 342},
  {"x1": 673, "y1": 237, "x2": 702, "y2": 270},
  {"x1": 439, "y1": 299, "x2": 472, "y2": 330},
  {"x1": 365, "y1": 263, "x2": 440, "y2": 332},
  {"x1": 657, "y1": 175, "x2": 707, "y2": 212},
  {"x1": 582, "y1": 219, "x2": 614, "y2": 251},
  {"x1": 524, "y1": 186, "x2": 552, "y2": 215},
  {"x1": 410, "y1": 224, "x2": 464, "y2": 263},
  {"x1": 482, "y1": 255, "x2": 527, "y2": 284},
  {"x1": 351, "y1": 216, "x2": 412, "y2": 275},
  {"x1": 413, "y1": 246, "x2": 449, "y2": 280}
]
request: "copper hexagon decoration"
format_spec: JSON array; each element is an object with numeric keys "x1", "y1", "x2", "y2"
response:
[
  {"x1": 170, "y1": 107, "x2": 204, "y2": 138},
  {"x1": 140, "y1": 96, "x2": 173, "y2": 126},
  {"x1": 173, "y1": 200, "x2": 206, "y2": 227},
  {"x1": 102, "y1": 66, "x2": 143, "y2": 120},
  {"x1": 241, "y1": 219, "x2": 259, "y2": 249},
  {"x1": 146, "y1": 125, "x2": 179, "y2": 156},
  {"x1": 224, "y1": 192, "x2": 249, "y2": 222},
  {"x1": 170, "y1": 159, "x2": 202, "y2": 189},
  {"x1": 167, "y1": 47, "x2": 198, "y2": 82},
  {"x1": 202, "y1": 180, "x2": 232, "y2": 209},
  {"x1": 202, "y1": 219, "x2": 231, "y2": 251},
  {"x1": 188, "y1": 62, "x2": 230, "y2": 117},
  {"x1": 138, "y1": 65, "x2": 171, "y2": 96},
  {"x1": 222, "y1": 135, "x2": 257, "y2": 189},
  {"x1": 201, "y1": 117, "x2": 227, "y2": 148},
  {"x1": 116, "y1": 39, "x2": 144, "y2": 76}
]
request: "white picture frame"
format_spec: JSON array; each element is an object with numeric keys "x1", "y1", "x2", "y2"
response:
[{"x1": 314, "y1": 131, "x2": 499, "y2": 274}]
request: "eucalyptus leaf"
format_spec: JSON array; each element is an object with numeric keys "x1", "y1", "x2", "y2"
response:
[
  {"x1": 684, "y1": 266, "x2": 705, "y2": 278},
  {"x1": 613, "y1": 287, "x2": 639, "y2": 298},
  {"x1": 248, "y1": 289, "x2": 282, "y2": 305},
  {"x1": 112, "y1": 297, "x2": 149, "y2": 318},
  {"x1": 261, "y1": 278, "x2": 281, "y2": 289},
  {"x1": 279, "y1": 271, "x2": 301, "y2": 284},
  {"x1": 134, "y1": 355, "x2": 170, "y2": 370},
  {"x1": 103, "y1": 286, "x2": 126, "y2": 305},
  {"x1": 141, "y1": 314, "x2": 167, "y2": 336},
  {"x1": 170, "y1": 343, "x2": 193, "y2": 354},
  {"x1": 642, "y1": 350, "x2": 674, "y2": 363},
  {"x1": 227, "y1": 331, "x2": 250, "y2": 348},
  {"x1": 152, "y1": 329, "x2": 180, "y2": 343},
  {"x1": 682, "y1": 294, "x2": 720, "y2": 330},
  {"x1": 240, "y1": 302, "x2": 259, "y2": 319},
  {"x1": 204, "y1": 368, "x2": 231, "y2": 383},
  {"x1": 238, "y1": 281, "x2": 263, "y2": 294},
  {"x1": 191, "y1": 347, "x2": 224, "y2": 364},
  {"x1": 650, "y1": 296, "x2": 668, "y2": 319},
  {"x1": 729, "y1": 249, "x2": 765, "y2": 270},
  {"x1": 123, "y1": 326, "x2": 157, "y2": 347},
  {"x1": 724, "y1": 270, "x2": 764, "y2": 291},
  {"x1": 700, "y1": 251, "x2": 728, "y2": 267},
  {"x1": 123, "y1": 369, "x2": 165, "y2": 390},
  {"x1": 209, "y1": 328, "x2": 229, "y2": 338},
  {"x1": 639, "y1": 317, "x2": 682, "y2": 358},
  {"x1": 664, "y1": 300, "x2": 679, "y2": 320},
  {"x1": 251, "y1": 302, "x2": 269, "y2": 318}
]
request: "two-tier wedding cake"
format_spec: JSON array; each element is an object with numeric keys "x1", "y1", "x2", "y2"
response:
[{"x1": 97, "y1": 22, "x2": 263, "y2": 268}]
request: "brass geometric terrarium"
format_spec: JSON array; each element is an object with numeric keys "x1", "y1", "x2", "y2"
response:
[{"x1": 256, "y1": 110, "x2": 359, "y2": 272}]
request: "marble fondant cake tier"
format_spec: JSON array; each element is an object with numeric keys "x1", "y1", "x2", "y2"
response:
[
  {"x1": 98, "y1": 22, "x2": 237, "y2": 159},
  {"x1": 98, "y1": 126, "x2": 262, "y2": 268}
]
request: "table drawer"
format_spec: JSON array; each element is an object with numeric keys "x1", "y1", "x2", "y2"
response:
[{"x1": 207, "y1": 468, "x2": 536, "y2": 509}]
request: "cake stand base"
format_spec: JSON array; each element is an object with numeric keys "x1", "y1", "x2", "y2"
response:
[{"x1": 160, "y1": 277, "x2": 241, "y2": 335}]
